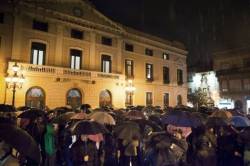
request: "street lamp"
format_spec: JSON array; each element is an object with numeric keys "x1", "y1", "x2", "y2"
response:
[
  {"x1": 5, "y1": 62, "x2": 25, "y2": 106},
  {"x1": 125, "y1": 79, "x2": 136, "y2": 106}
]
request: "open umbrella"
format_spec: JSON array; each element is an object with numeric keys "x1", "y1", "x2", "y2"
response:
[
  {"x1": 73, "y1": 120, "x2": 108, "y2": 135},
  {"x1": 231, "y1": 116, "x2": 250, "y2": 127},
  {"x1": 18, "y1": 109, "x2": 45, "y2": 119},
  {"x1": 131, "y1": 119, "x2": 162, "y2": 133},
  {"x1": 16, "y1": 106, "x2": 30, "y2": 112},
  {"x1": 52, "y1": 112, "x2": 75, "y2": 124},
  {"x1": 70, "y1": 112, "x2": 87, "y2": 120},
  {"x1": 161, "y1": 110, "x2": 202, "y2": 127},
  {"x1": 114, "y1": 121, "x2": 141, "y2": 141},
  {"x1": 0, "y1": 124, "x2": 41, "y2": 163},
  {"x1": 0, "y1": 104, "x2": 16, "y2": 112},
  {"x1": 206, "y1": 117, "x2": 229, "y2": 127},
  {"x1": 126, "y1": 110, "x2": 146, "y2": 120},
  {"x1": 89, "y1": 111, "x2": 116, "y2": 125},
  {"x1": 210, "y1": 110, "x2": 232, "y2": 119}
]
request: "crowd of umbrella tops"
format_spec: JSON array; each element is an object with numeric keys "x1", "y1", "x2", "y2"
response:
[{"x1": 0, "y1": 104, "x2": 250, "y2": 165}]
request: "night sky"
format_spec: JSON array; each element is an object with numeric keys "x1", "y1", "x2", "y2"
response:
[{"x1": 91, "y1": 0, "x2": 250, "y2": 70}]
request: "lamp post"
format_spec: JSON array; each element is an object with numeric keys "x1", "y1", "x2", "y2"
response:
[
  {"x1": 5, "y1": 62, "x2": 25, "y2": 106},
  {"x1": 125, "y1": 79, "x2": 136, "y2": 106}
]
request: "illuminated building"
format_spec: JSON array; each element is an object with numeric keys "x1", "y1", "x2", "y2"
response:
[{"x1": 0, "y1": 0, "x2": 187, "y2": 109}]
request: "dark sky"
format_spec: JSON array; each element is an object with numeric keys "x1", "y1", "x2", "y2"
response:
[{"x1": 90, "y1": 0, "x2": 250, "y2": 70}]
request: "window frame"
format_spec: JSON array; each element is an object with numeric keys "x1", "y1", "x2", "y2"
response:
[
  {"x1": 101, "y1": 36, "x2": 112, "y2": 46},
  {"x1": 71, "y1": 29, "x2": 84, "y2": 40},
  {"x1": 32, "y1": 20, "x2": 48, "y2": 32},
  {"x1": 162, "y1": 53, "x2": 169, "y2": 60},
  {"x1": 177, "y1": 69, "x2": 183, "y2": 85},
  {"x1": 30, "y1": 42, "x2": 46, "y2": 65},
  {"x1": 145, "y1": 48, "x2": 153, "y2": 56},
  {"x1": 163, "y1": 93, "x2": 169, "y2": 107},
  {"x1": 163, "y1": 66, "x2": 170, "y2": 84},
  {"x1": 146, "y1": 63, "x2": 153, "y2": 81},
  {"x1": 70, "y1": 49, "x2": 82, "y2": 70},
  {"x1": 101, "y1": 54, "x2": 112, "y2": 73},
  {"x1": 125, "y1": 59, "x2": 134, "y2": 78},
  {"x1": 146, "y1": 92, "x2": 153, "y2": 106},
  {"x1": 125, "y1": 43, "x2": 134, "y2": 52}
]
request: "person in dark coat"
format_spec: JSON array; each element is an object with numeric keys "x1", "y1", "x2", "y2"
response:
[
  {"x1": 192, "y1": 127, "x2": 217, "y2": 166},
  {"x1": 217, "y1": 126, "x2": 244, "y2": 166},
  {"x1": 70, "y1": 135, "x2": 99, "y2": 166}
]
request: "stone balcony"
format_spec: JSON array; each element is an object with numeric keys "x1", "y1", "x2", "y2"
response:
[{"x1": 7, "y1": 62, "x2": 125, "y2": 81}]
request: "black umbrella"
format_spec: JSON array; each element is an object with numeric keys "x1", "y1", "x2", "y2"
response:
[
  {"x1": 114, "y1": 121, "x2": 141, "y2": 141},
  {"x1": 18, "y1": 109, "x2": 45, "y2": 119},
  {"x1": 0, "y1": 104, "x2": 16, "y2": 112},
  {"x1": 72, "y1": 120, "x2": 108, "y2": 135},
  {"x1": 161, "y1": 110, "x2": 202, "y2": 127},
  {"x1": 131, "y1": 119, "x2": 162, "y2": 133},
  {"x1": 51, "y1": 112, "x2": 75, "y2": 124},
  {"x1": 0, "y1": 124, "x2": 41, "y2": 163},
  {"x1": 206, "y1": 117, "x2": 229, "y2": 127},
  {"x1": 16, "y1": 106, "x2": 31, "y2": 112}
]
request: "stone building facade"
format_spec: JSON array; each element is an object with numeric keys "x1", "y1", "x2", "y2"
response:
[
  {"x1": 214, "y1": 47, "x2": 250, "y2": 113},
  {"x1": 0, "y1": 0, "x2": 187, "y2": 109}
]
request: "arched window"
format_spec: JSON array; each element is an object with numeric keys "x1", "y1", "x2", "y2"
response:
[
  {"x1": 66, "y1": 88, "x2": 82, "y2": 109},
  {"x1": 177, "y1": 95, "x2": 182, "y2": 106},
  {"x1": 26, "y1": 87, "x2": 45, "y2": 109},
  {"x1": 99, "y1": 90, "x2": 112, "y2": 107}
]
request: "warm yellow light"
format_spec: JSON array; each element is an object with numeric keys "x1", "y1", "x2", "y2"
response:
[{"x1": 12, "y1": 63, "x2": 20, "y2": 72}]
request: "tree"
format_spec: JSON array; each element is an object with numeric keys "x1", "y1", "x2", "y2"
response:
[{"x1": 188, "y1": 88, "x2": 214, "y2": 110}]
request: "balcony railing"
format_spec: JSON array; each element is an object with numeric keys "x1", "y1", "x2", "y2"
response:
[{"x1": 7, "y1": 62, "x2": 124, "y2": 80}]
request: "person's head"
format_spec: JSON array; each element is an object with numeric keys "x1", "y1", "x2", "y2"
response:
[{"x1": 80, "y1": 135, "x2": 87, "y2": 141}]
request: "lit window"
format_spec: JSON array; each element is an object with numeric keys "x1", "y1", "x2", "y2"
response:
[
  {"x1": 163, "y1": 53, "x2": 169, "y2": 60},
  {"x1": 70, "y1": 49, "x2": 82, "y2": 70},
  {"x1": 125, "y1": 59, "x2": 134, "y2": 78},
  {"x1": 146, "y1": 63, "x2": 153, "y2": 81},
  {"x1": 31, "y1": 42, "x2": 46, "y2": 65},
  {"x1": 101, "y1": 55, "x2": 111, "y2": 73}
]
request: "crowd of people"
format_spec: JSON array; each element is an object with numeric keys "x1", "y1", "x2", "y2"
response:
[{"x1": 0, "y1": 104, "x2": 250, "y2": 166}]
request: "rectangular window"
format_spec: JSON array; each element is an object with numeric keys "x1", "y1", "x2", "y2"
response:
[
  {"x1": 146, "y1": 63, "x2": 153, "y2": 81},
  {"x1": 32, "y1": 20, "x2": 48, "y2": 32},
  {"x1": 145, "y1": 48, "x2": 153, "y2": 56},
  {"x1": 70, "y1": 49, "x2": 82, "y2": 70},
  {"x1": 163, "y1": 53, "x2": 169, "y2": 60},
  {"x1": 163, "y1": 66, "x2": 170, "y2": 84},
  {"x1": 71, "y1": 29, "x2": 84, "y2": 40},
  {"x1": 101, "y1": 55, "x2": 112, "y2": 73},
  {"x1": 31, "y1": 42, "x2": 46, "y2": 65},
  {"x1": 125, "y1": 92, "x2": 133, "y2": 106},
  {"x1": 0, "y1": 13, "x2": 4, "y2": 23},
  {"x1": 163, "y1": 93, "x2": 169, "y2": 107},
  {"x1": 101, "y1": 36, "x2": 112, "y2": 46},
  {"x1": 177, "y1": 69, "x2": 183, "y2": 85},
  {"x1": 125, "y1": 59, "x2": 134, "y2": 78},
  {"x1": 125, "y1": 43, "x2": 134, "y2": 52},
  {"x1": 146, "y1": 92, "x2": 153, "y2": 106}
]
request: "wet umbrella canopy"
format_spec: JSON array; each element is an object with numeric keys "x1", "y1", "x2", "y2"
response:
[
  {"x1": 0, "y1": 104, "x2": 16, "y2": 112},
  {"x1": 126, "y1": 110, "x2": 146, "y2": 120},
  {"x1": 51, "y1": 112, "x2": 75, "y2": 124},
  {"x1": 18, "y1": 109, "x2": 45, "y2": 119},
  {"x1": 72, "y1": 120, "x2": 108, "y2": 135},
  {"x1": 161, "y1": 110, "x2": 202, "y2": 127},
  {"x1": 89, "y1": 111, "x2": 116, "y2": 125},
  {"x1": 206, "y1": 117, "x2": 229, "y2": 127},
  {"x1": 231, "y1": 116, "x2": 250, "y2": 127},
  {"x1": 0, "y1": 124, "x2": 41, "y2": 163},
  {"x1": 114, "y1": 121, "x2": 141, "y2": 141}
]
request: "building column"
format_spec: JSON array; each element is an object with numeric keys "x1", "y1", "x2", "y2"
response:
[
  {"x1": 89, "y1": 31, "x2": 96, "y2": 70},
  {"x1": 11, "y1": 15, "x2": 22, "y2": 61},
  {"x1": 117, "y1": 37, "x2": 123, "y2": 73},
  {"x1": 54, "y1": 24, "x2": 63, "y2": 66}
]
